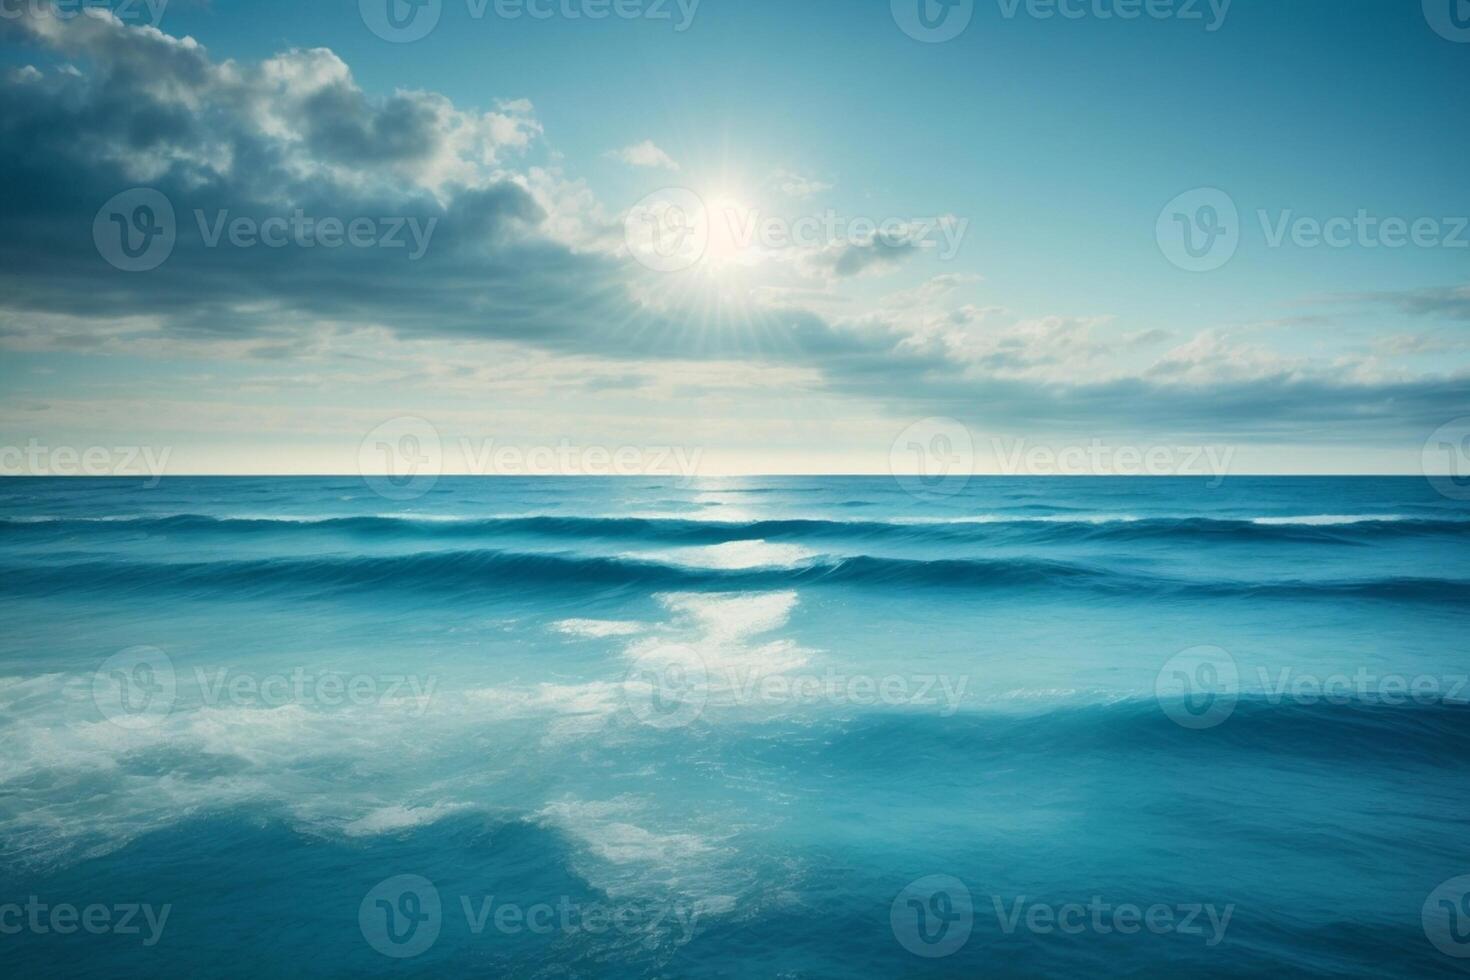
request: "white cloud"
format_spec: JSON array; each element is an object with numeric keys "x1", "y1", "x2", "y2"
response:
[
  {"x1": 605, "y1": 139, "x2": 679, "y2": 171},
  {"x1": 769, "y1": 169, "x2": 831, "y2": 199}
]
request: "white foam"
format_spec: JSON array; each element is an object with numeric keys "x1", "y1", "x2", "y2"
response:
[
  {"x1": 530, "y1": 796, "x2": 756, "y2": 906},
  {"x1": 462, "y1": 681, "x2": 623, "y2": 716},
  {"x1": 656, "y1": 590, "x2": 800, "y2": 641},
  {"x1": 1251, "y1": 514, "x2": 1406, "y2": 526},
  {"x1": 893, "y1": 514, "x2": 1141, "y2": 525},
  {"x1": 552, "y1": 618, "x2": 646, "y2": 638},
  {"x1": 637, "y1": 540, "x2": 819, "y2": 570},
  {"x1": 461, "y1": 681, "x2": 626, "y2": 740},
  {"x1": 341, "y1": 802, "x2": 472, "y2": 837},
  {"x1": 590, "y1": 821, "x2": 712, "y2": 865},
  {"x1": 0, "y1": 689, "x2": 450, "y2": 863},
  {"x1": 618, "y1": 592, "x2": 815, "y2": 694},
  {"x1": 537, "y1": 798, "x2": 714, "y2": 869},
  {"x1": 0, "y1": 589, "x2": 816, "y2": 871},
  {"x1": 0, "y1": 672, "x2": 69, "y2": 706}
]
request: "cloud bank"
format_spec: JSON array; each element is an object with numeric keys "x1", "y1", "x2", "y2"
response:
[{"x1": 0, "y1": 5, "x2": 1466, "y2": 447}]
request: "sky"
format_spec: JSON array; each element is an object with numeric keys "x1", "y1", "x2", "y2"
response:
[{"x1": 0, "y1": 0, "x2": 1467, "y2": 477}]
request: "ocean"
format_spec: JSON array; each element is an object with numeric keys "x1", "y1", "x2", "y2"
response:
[{"x1": 1, "y1": 475, "x2": 1468, "y2": 977}]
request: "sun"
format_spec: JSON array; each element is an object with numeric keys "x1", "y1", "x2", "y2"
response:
[{"x1": 699, "y1": 190, "x2": 761, "y2": 271}]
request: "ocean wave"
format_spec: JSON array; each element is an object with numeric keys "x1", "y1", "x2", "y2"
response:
[
  {"x1": 814, "y1": 695, "x2": 1470, "y2": 771},
  {"x1": 3, "y1": 511, "x2": 1466, "y2": 546},
  {"x1": 339, "y1": 802, "x2": 475, "y2": 837},
  {"x1": 8, "y1": 686, "x2": 1466, "y2": 870},
  {"x1": 1249, "y1": 514, "x2": 1406, "y2": 525},
  {"x1": 623, "y1": 540, "x2": 821, "y2": 570},
  {"x1": 5, "y1": 547, "x2": 1467, "y2": 603}
]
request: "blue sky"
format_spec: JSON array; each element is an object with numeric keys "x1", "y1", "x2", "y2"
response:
[{"x1": 0, "y1": 0, "x2": 1467, "y2": 474}]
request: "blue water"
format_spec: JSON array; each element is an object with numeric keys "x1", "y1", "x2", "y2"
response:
[{"x1": 2, "y1": 476, "x2": 1469, "y2": 977}]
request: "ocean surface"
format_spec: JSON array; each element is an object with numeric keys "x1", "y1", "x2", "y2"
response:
[{"x1": 2, "y1": 475, "x2": 1468, "y2": 977}]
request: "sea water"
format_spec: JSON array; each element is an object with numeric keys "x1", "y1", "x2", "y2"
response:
[{"x1": 1, "y1": 476, "x2": 1467, "y2": 977}]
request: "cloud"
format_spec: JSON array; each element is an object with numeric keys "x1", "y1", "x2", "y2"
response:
[
  {"x1": 768, "y1": 169, "x2": 831, "y2": 199},
  {"x1": 1375, "y1": 333, "x2": 1470, "y2": 356},
  {"x1": 0, "y1": 6, "x2": 627, "y2": 352},
  {"x1": 0, "y1": 6, "x2": 1465, "y2": 449},
  {"x1": 1347, "y1": 285, "x2": 1470, "y2": 322},
  {"x1": 804, "y1": 231, "x2": 924, "y2": 279},
  {"x1": 605, "y1": 140, "x2": 680, "y2": 171}
]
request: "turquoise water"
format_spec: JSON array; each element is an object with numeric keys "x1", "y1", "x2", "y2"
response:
[{"x1": 2, "y1": 476, "x2": 1468, "y2": 977}]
